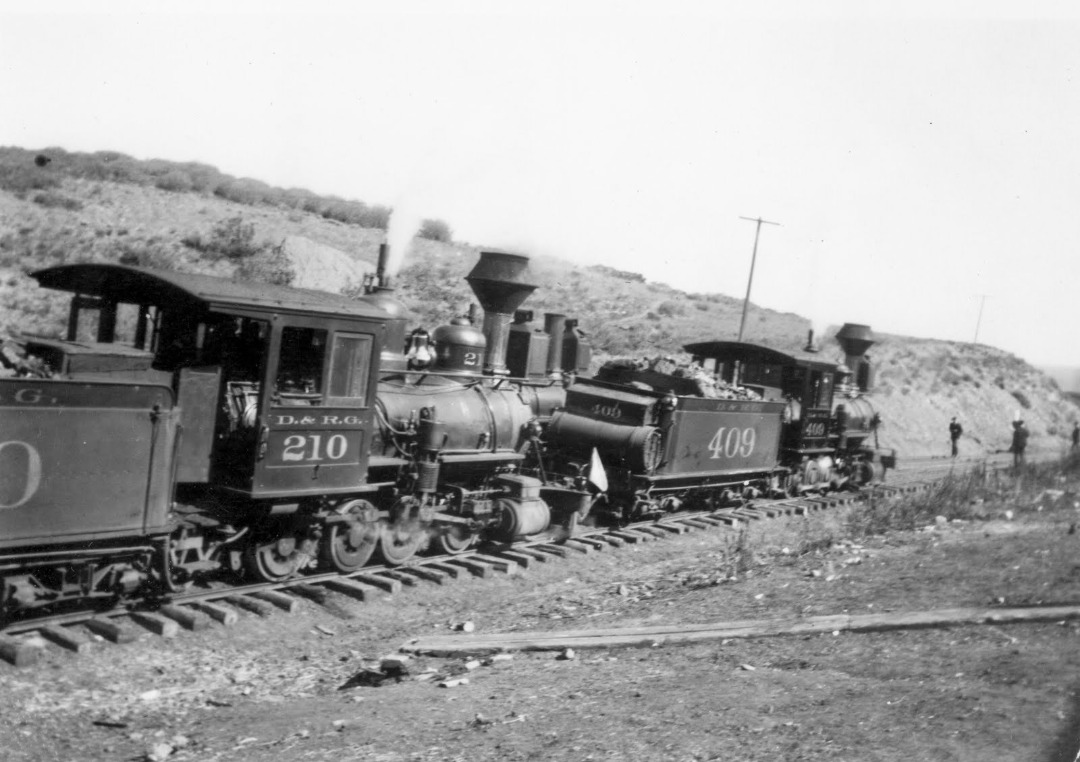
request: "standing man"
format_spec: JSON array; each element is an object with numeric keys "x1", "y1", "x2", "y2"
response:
[
  {"x1": 948, "y1": 417, "x2": 963, "y2": 458},
  {"x1": 1072, "y1": 422, "x2": 1079, "y2": 452},
  {"x1": 1011, "y1": 420, "x2": 1029, "y2": 468}
]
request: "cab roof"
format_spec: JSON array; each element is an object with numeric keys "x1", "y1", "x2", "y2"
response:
[
  {"x1": 683, "y1": 340, "x2": 839, "y2": 372},
  {"x1": 33, "y1": 263, "x2": 390, "y2": 321}
]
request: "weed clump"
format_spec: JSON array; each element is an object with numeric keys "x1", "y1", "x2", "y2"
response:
[
  {"x1": 847, "y1": 454, "x2": 1080, "y2": 538},
  {"x1": 182, "y1": 216, "x2": 266, "y2": 261}
]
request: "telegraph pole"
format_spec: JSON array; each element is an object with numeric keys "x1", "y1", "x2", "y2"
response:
[
  {"x1": 736, "y1": 215, "x2": 781, "y2": 342},
  {"x1": 973, "y1": 294, "x2": 989, "y2": 344}
]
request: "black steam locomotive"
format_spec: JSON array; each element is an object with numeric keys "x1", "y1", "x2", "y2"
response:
[{"x1": 0, "y1": 247, "x2": 886, "y2": 625}]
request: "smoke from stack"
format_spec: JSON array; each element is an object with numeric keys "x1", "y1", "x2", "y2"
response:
[{"x1": 382, "y1": 205, "x2": 423, "y2": 283}]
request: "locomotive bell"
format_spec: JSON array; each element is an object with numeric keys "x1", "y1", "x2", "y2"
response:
[{"x1": 465, "y1": 251, "x2": 537, "y2": 376}]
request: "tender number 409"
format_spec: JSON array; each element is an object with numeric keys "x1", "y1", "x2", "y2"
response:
[{"x1": 708, "y1": 426, "x2": 756, "y2": 459}]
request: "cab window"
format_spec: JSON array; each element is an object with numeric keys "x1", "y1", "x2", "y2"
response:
[
  {"x1": 275, "y1": 327, "x2": 327, "y2": 402},
  {"x1": 327, "y1": 333, "x2": 373, "y2": 405}
]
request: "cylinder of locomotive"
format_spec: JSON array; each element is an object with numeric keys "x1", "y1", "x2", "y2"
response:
[
  {"x1": 494, "y1": 497, "x2": 551, "y2": 539},
  {"x1": 548, "y1": 412, "x2": 663, "y2": 473}
]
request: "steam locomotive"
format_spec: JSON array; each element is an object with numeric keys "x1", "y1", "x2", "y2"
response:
[{"x1": 0, "y1": 247, "x2": 886, "y2": 625}]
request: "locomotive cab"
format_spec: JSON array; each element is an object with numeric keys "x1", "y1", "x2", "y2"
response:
[
  {"x1": 684, "y1": 341, "x2": 837, "y2": 455},
  {"x1": 30, "y1": 264, "x2": 391, "y2": 500}
]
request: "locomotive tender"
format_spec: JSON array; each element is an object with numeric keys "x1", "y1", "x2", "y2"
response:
[
  {"x1": 545, "y1": 326, "x2": 887, "y2": 523},
  {"x1": 0, "y1": 247, "x2": 885, "y2": 625}
]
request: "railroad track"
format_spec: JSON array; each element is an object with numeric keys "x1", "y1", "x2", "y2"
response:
[{"x1": 0, "y1": 477, "x2": 941, "y2": 667}]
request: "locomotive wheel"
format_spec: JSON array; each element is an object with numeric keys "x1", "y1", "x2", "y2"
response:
[
  {"x1": 245, "y1": 538, "x2": 302, "y2": 582},
  {"x1": 801, "y1": 460, "x2": 823, "y2": 488},
  {"x1": 433, "y1": 524, "x2": 477, "y2": 555},
  {"x1": 321, "y1": 500, "x2": 380, "y2": 573},
  {"x1": 376, "y1": 497, "x2": 427, "y2": 565}
]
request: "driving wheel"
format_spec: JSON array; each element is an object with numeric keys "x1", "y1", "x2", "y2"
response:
[{"x1": 321, "y1": 499, "x2": 380, "y2": 573}]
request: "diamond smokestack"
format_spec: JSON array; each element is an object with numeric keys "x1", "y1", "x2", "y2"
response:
[
  {"x1": 835, "y1": 323, "x2": 875, "y2": 391},
  {"x1": 465, "y1": 251, "x2": 537, "y2": 376}
]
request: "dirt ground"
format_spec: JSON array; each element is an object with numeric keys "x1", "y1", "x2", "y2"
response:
[{"x1": 4, "y1": 468, "x2": 1080, "y2": 762}]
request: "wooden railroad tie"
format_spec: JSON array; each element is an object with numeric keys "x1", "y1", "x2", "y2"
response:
[
  {"x1": 443, "y1": 557, "x2": 493, "y2": 577},
  {"x1": 84, "y1": 617, "x2": 139, "y2": 644},
  {"x1": 352, "y1": 573, "x2": 402, "y2": 594},
  {"x1": 0, "y1": 636, "x2": 42, "y2": 667},
  {"x1": 189, "y1": 601, "x2": 240, "y2": 626},
  {"x1": 225, "y1": 594, "x2": 276, "y2": 617},
  {"x1": 39, "y1": 625, "x2": 92, "y2": 654},
  {"x1": 322, "y1": 578, "x2": 378, "y2": 602},
  {"x1": 130, "y1": 611, "x2": 180, "y2": 638},
  {"x1": 249, "y1": 590, "x2": 300, "y2": 613}
]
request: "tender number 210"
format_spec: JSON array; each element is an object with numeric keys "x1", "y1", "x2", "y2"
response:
[{"x1": 708, "y1": 426, "x2": 756, "y2": 459}]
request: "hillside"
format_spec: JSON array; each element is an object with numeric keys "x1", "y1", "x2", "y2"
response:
[{"x1": 1, "y1": 147, "x2": 1076, "y2": 458}]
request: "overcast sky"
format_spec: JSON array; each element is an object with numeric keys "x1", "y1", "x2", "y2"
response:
[{"x1": 3, "y1": 1, "x2": 1080, "y2": 366}]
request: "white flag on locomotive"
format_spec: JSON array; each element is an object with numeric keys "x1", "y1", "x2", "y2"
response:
[{"x1": 587, "y1": 448, "x2": 608, "y2": 493}]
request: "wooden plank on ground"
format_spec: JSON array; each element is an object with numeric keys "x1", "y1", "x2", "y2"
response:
[
  {"x1": 597, "y1": 534, "x2": 626, "y2": 548},
  {"x1": 402, "y1": 605, "x2": 1080, "y2": 655}
]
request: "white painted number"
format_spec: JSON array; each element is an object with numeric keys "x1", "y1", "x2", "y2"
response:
[
  {"x1": 591, "y1": 402, "x2": 622, "y2": 419},
  {"x1": 281, "y1": 434, "x2": 350, "y2": 462},
  {"x1": 707, "y1": 427, "x2": 756, "y2": 459},
  {"x1": 0, "y1": 440, "x2": 42, "y2": 509},
  {"x1": 804, "y1": 421, "x2": 827, "y2": 437},
  {"x1": 463, "y1": 352, "x2": 480, "y2": 367}
]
